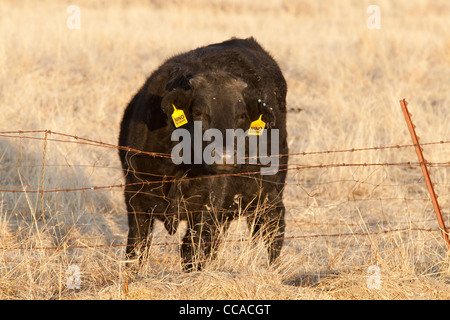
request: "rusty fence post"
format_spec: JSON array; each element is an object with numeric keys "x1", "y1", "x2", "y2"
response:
[{"x1": 400, "y1": 99, "x2": 450, "y2": 249}]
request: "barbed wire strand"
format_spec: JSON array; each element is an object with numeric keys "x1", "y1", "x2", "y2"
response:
[
  {"x1": 1, "y1": 129, "x2": 450, "y2": 252},
  {"x1": 1, "y1": 227, "x2": 445, "y2": 251}
]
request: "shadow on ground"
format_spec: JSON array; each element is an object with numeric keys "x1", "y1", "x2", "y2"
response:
[{"x1": 283, "y1": 270, "x2": 339, "y2": 287}]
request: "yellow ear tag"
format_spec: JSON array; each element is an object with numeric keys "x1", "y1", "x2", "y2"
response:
[
  {"x1": 248, "y1": 114, "x2": 266, "y2": 136},
  {"x1": 171, "y1": 104, "x2": 188, "y2": 128}
]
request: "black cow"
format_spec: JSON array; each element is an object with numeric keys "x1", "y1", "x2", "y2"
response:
[{"x1": 119, "y1": 37, "x2": 288, "y2": 271}]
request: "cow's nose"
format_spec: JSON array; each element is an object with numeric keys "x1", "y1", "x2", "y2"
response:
[
  {"x1": 211, "y1": 148, "x2": 236, "y2": 165},
  {"x1": 223, "y1": 150, "x2": 235, "y2": 164}
]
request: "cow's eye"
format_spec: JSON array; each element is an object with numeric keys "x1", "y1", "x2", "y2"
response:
[
  {"x1": 192, "y1": 110, "x2": 203, "y2": 117},
  {"x1": 236, "y1": 113, "x2": 246, "y2": 120}
]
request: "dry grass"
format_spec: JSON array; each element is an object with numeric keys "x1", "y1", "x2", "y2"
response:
[{"x1": 1, "y1": 0, "x2": 450, "y2": 300}]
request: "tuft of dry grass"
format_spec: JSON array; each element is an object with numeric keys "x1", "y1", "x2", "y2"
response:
[{"x1": 1, "y1": 0, "x2": 450, "y2": 300}]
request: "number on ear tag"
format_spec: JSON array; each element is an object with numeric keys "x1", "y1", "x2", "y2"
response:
[
  {"x1": 171, "y1": 104, "x2": 188, "y2": 127},
  {"x1": 248, "y1": 115, "x2": 265, "y2": 136}
]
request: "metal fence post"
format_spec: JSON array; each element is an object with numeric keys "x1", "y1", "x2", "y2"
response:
[{"x1": 400, "y1": 99, "x2": 450, "y2": 249}]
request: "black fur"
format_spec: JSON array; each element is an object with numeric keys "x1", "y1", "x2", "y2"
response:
[{"x1": 119, "y1": 37, "x2": 288, "y2": 271}]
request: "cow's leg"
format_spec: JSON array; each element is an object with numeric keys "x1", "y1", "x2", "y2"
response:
[
  {"x1": 125, "y1": 195, "x2": 154, "y2": 266},
  {"x1": 180, "y1": 212, "x2": 221, "y2": 271},
  {"x1": 247, "y1": 205, "x2": 285, "y2": 265},
  {"x1": 208, "y1": 217, "x2": 231, "y2": 262},
  {"x1": 180, "y1": 213, "x2": 202, "y2": 272},
  {"x1": 247, "y1": 209, "x2": 264, "y2": 249},
  {"x1": 263, "y1": 205, "x2": 286, "y2": 264}
]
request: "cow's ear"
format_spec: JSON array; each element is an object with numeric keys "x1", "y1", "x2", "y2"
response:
[
  {"x1": 160, "y1": 88, "x2": 193, "y2": 119},
  {"x1": 188, "y1": 75, "x2": 206, "y2": 89},
  {"x1": 259, "y1": 101, "x2": 276, "y2": 129},
  {"x1": 232, "y1": 77, "x2": 247, "y2": 92}
]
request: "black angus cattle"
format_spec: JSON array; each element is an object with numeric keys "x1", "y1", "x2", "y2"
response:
[{"x1": 119, "y1": 37, "x2": 288, "y2": 271}]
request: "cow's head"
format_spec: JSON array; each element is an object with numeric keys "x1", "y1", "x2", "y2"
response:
[{"x1": 161, "y1": 71, "x2": 275, "y2": 172}]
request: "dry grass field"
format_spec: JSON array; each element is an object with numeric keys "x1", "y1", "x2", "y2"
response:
[{"x1": 1, "y1": 0, "x2": 450, "y2": 300}]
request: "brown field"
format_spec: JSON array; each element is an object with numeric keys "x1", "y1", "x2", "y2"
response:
[{"x1": 1, "y1": 0, "x2": 449, "y2": 300}]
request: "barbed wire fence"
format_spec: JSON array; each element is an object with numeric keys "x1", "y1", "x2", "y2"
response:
[{"x1": 0, "y1": 100, "x2": 449, "y2": 270}]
